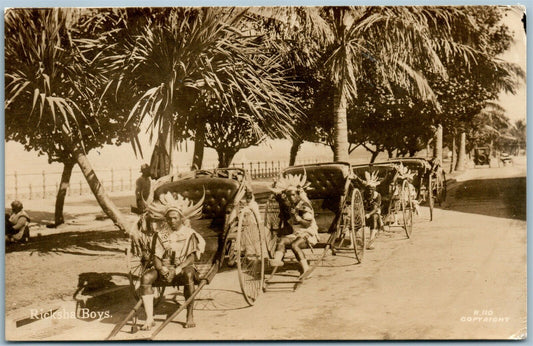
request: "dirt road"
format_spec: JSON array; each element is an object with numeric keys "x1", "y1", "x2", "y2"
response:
[{"x1": 6, "y1": 159, "x2": 527, "y2": 340}]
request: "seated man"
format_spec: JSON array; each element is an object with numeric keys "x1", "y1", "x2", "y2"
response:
[
  {"x1": 394, "y1": 163, "x2": 420, "y2": 215},
  {"x1": 362, "y1": 171, "x2": 382, "y2": 250},
  {"x1": 269, "y1": 174, "x2": 318, "y2": 275},
  {"x1": 139, "y1": 192, "x2": 205, "y2": 330},
  {"x1": 5, "y1": 200, "x2": 30, "y2": 243}
]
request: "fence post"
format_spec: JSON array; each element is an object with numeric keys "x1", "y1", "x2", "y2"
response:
[
  {"x1": 80, "y1": 180, "x2": 83, "y2": 195},
  {"x1": 14, "y1": 171, "x2": 18, "y2": 199},
  {"x1": 111, "y1": 168, "x2": 114, "y2": 192},
  {"x1": 29, "y1": 183, "x2": 32, "y2": 200},
  {"x1": 257, "y1": 162, "x2": 261, "y2": 178},
  {"x1": 129, "y1": 168, "x2": 133, "y2": 190},
  {"x1": 249, "y1": 162, "x2": 253, "y2": 179},
  {"x1": 277, "y1": 161, "x2": 280, "y2": 175},
  {"x1": 42, "y1": 170, "x2": 46, "y2": 199}
]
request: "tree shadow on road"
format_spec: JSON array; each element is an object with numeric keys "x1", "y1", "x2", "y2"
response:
[
  {"x1": 443, "y1": 177, "x2": 526, "y2": 221},
  {"x1": 73, "y1": 272, "x2": 136, "y2": 326},
  {"x1": 5, "y1": 229, "x2": 127, "y2": 256}
]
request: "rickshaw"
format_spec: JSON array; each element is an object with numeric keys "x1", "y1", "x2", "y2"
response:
[
  {"x1": 262, "y1": 162, "x2": 366, "y2": 291},
  {"x1": 352, "y1": 163, "x2": 414, "y2": 238},
  {"x1": 474, "y1": 147, "x2": 491, "y2": 166},
  {"x1": 107, "y1": 168, "x2": 264, "y2": 340},
  {"x1": 385, "y1": 158, "x2": 446, "y2": 221}
]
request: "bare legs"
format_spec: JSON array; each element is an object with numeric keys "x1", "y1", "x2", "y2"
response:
[
  {"x1": 270, "y1": 236, "x2": 309, "y2": 274},
  {"x1": 366, "y1": 214, "x2": 380, "y2": 250},
  {"x1": 140, "y1": 267, "x2": 198, "y2": 330}
]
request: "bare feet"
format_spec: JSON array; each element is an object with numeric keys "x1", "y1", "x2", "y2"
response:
[
  {"x1": 140, "y1": 320, "x2": 155, "y2": 331},
  {"x1": 184, "y1": 320, "x2": 196, "y2": 328}
]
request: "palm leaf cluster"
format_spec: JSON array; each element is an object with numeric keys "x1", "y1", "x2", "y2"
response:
[
  {"x1": 5, "y1": 9, "x2": 102, "y2": 148},
  {"x1": 103, "y1": 7, "x2": 299, "y2": 157}
]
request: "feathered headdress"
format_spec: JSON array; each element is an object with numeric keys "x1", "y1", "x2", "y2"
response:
[
  {"x1": 147, "y1": 191, "x2": 204, "y2": 220},
  {"x1": 395, "y1": 163, "x2": 415, "y2": 180},
  {"x1": 363, "y1": 171, "x2": 381, "y2": 187},
  {"x1": 142, "y1": 174, "x2": 173, "y2": 208},
  {"x1": 146, "y1": 179, "x2": 205, "y2": 220},
  {"x1": 269, "y1": 172, "x2": 311, "y2": 194}
]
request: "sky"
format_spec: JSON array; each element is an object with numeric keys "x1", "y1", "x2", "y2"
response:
[{"x1": 497, "y1": 5, "x2": 527, "y2": 123}]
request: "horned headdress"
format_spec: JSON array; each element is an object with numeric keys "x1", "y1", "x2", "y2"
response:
[
  {"x1": 395, "y1": 163, "x2": 415, "y2": 180},
  {"x1": 269, "y1": 172, "x2": 311, "y2": 195},
  {"x1": 144, "y1": 176, "x2": 204, "y2": 220},
  {"x1": 148, "y1": 191, "x2": 204, "y2": 220},
  {"x1": 363, "y1": 170, "x2": 381, "y2": 188}
]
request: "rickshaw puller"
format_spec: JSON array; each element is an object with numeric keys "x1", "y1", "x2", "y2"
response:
[
  {"x1": 269, "y1": 174, "x2": 318, "y2": 275},
  {"x1": 140, "y1": 192, "x2": 205, "y2": 330},
  {"x1": 362, "y1": 171, "x2": 382, "y2": 250}
]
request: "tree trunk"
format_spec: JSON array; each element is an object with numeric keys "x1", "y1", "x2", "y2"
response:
[
  {"x1": 426, "y1": 138, "x2": 433, "y2": 159},
  {"x1": 450, "y1": 135, "x2": 456, "y2": 173},
  {"x1": 52, "y1": 160, "x2": 75, "y2": 227},
  {"x1": 370, "y1": 151, "x2": 379, "y2": 163},
  {"x1": 333, "y1": 86, "x2": 349, "y2": 162},
  {"x1": 150, "y1": 140, "x2": 171, "y2": 180},
  {"x1": 289, "y1": 138, "x2": 303, "y2": 166},
  {"x1": 73, "y1": 147, "x2": 128, "y2": 232},
  {"x1": 192, "y1": 121, "x2": 206, "y2": 170},
  {"x1": 217, "y1": 149, "x2": 236, "y2": 168},
  {"x1": 150, "y1": 115, "x2": 174, "y2": 179},
  {"x1": 433, "y1": 124, "x2": 443, "y2": 164},
  {"x1": 455, "y1": 132, "x2": 467, "y2": 171}
]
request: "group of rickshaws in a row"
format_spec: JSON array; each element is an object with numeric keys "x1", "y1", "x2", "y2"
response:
[{"x1": 107, "y1": 158, "x2": 447, "y2": 339}]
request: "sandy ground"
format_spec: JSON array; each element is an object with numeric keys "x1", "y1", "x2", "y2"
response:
[{"x1": 5, "y1": 158, "x2": 527, "y2": 341}]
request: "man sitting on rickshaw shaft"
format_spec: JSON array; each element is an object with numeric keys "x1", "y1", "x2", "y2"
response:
[
  {"x1": 362, "y1": 171, "x2": 382, "y2": 250},
  {"x1": 269, "y1": 174, "x2": 319, "y2": 275},
  {"x1": 140, "y1": 192, "x2": 205, "y2": 330}
]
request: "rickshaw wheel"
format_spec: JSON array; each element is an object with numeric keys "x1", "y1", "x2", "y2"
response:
[
  {"x1": 351, "y1": 188, "x2": 366, "y2": 263},
  {"x1": 236, "y1": 206, "x2": 265, "y2": 306},
  {"x1": 334, "y1": 187, "x2": 365, "y2": 263},
  {"x1": 428, "y1": 174, "x2": 434, "y2": 222},
  {"x1": 126, "y1": 238, "x2": 165, "y2": 307},
  {"x1": 437, "y1": 171, "x2": 447, "y2": 205},
  {"x1": 401, "y1": 180, "x2": 413, "y2": 238},
  {"x1": 263, "y1": 195, "x2": 280, "y2": 257}
]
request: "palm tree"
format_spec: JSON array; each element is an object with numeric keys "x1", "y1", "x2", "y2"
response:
[
  {"x1": 105, "y1": 8, "x2": 299, "y2": 174},
  {"x1": 5, "y1": 8, "x2": 128, "y2": 231},
  {"x1": 253, "y1": 6, "x2": 490, "y2": 162}
]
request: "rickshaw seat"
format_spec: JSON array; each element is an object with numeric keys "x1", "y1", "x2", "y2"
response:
[
  {"x1": 154, "y1": 177, "x2": 240, "y2": 267},
  {"x1": 283, "y1": 164, "x2": 350, "y2": 199},
  {"x1": 154, "y1": 177, "x2": 240, "y2": 220}
]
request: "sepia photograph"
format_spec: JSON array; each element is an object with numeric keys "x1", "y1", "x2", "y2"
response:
[{"x1": 3, "y1": 5, "x2": 527, "y2": 340}]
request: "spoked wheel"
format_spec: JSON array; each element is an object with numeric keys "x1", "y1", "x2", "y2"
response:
[
  {"x1": 236, "y1": 206, "x2": 265, "y2": 306},
  {"x1": 401, "y1": 180, "x2": 413, "y2": 238},
  {"x1": 437, "y1": 171, "x2": 447, "y2": 206},
  {"x1": 333, "y1": 187, "x2": 366, "y2": 263},
  {"x1": 428, "y1": 174, "x2": 434, "y2": 222},
  {"x1": 351, "y1": 188, "x2": 366, "y2": 263},
  {"x1": 126, "y1": 237, "x2": 165, "y2": 306},
  {"x1": 263, "y1": 195, "x2": 280, "y2": 257}
]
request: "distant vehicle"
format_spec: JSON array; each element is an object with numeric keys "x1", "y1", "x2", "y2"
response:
[
  {"x1": 474, "y1": 147, "x2": 491, "y2": 166},
  {"x1": 500, "y1": 152, "x2": 513, "y2": 166}
]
